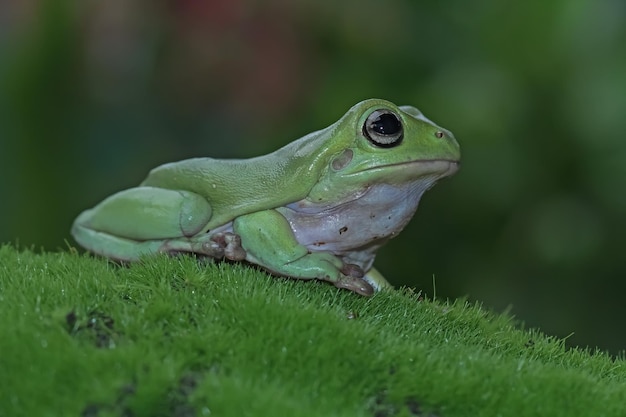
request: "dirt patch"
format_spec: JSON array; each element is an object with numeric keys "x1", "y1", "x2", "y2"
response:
[
  {"x1": 167, "y1": 371, "x2": 205, "y2": 417},
  {"x1": 81, "y1": 384, "x2": 135, "y2": 417},
  {"x1": 66, "y1": 310, "x2": 119, "y2": 348},
  {"x1": 79, "y1": 371, "x2": 206, "y2": 417},
  {"x1": 368, "y1": 390, "x2": 440, "y2": 417}
]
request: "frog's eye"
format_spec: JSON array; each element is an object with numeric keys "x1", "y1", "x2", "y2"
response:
[{"x1": 363, "y1": 109, "x2": 404, "y2": 147}]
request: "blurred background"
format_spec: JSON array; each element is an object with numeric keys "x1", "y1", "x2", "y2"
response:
[{"x1": 1, "y1": 0, "x2": 625, "y2": 354}]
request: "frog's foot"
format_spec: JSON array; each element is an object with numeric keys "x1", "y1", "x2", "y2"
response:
[
  {"x1": 160, "y1": 232, "x2": 247, "y2": 261},
  {"x1": 334, "y1": 275, "x2": 375, "y2": 296},
  {"x1": 340, "y1": 263, "x2": 365, "y2": 279},
  {"x1": 210, "y1": 232, "x2": 247, "y2": 261},
  {"x1": 332, "y1": 263, "x2": 374, "y2": 296}
]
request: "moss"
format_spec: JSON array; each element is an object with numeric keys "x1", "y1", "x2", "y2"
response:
[{"x1": 1, "y1": 244, "x2": 624, "y2": 417}]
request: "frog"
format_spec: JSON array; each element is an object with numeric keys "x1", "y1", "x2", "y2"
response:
[{"x1": 71, "y1": 98, "x2": 460, "y2": 296}]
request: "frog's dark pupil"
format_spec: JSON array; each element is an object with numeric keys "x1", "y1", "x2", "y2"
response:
[
  {"x1": 371, "y1": 113, "x2": 401, "y2": 135},
  {"x1": 363, "y1": 109, "x2": 403, "y2": 147}
]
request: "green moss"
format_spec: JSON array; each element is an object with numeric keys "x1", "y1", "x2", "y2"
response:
[{"x1": 1, "y1": 244, "x2": 624, "y2": 417}]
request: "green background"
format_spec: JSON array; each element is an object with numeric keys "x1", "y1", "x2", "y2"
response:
[{"x1": 1, "y1": 0, "x2": 625, "y2": 354}]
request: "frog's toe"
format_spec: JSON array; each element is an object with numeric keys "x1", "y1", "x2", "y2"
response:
[
  {"x1": 363, "y1": 267, "x2": 394, "y2": 292},
  {"x1": 340, "y1": 263, "x2": 365, "y2": 278},
  {"x1": 333, "y1": 275, "x2": 374, "y2": 296},
  {"x1": 211, "y1": 232, "x2": 247, "y2": 261}
]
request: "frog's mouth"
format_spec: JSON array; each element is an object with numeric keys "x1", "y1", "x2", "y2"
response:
[{"x1": 363, "y1": 159, "x2": 460, "y2": 179}]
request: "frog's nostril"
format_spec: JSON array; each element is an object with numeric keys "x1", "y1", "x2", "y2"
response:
[{"x1": 435, "y1": 131, "x2": 445, "y2": 139}]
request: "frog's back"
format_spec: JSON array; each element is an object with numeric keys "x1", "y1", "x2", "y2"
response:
[
  {"x1": 140, "y1": 130, "x2": 336, "y2": 228},
  {"x1": 140, "y1": 100, "x2": 375, "y2": 228}
]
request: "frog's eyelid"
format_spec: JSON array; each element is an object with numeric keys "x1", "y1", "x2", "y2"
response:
[{"x1": 410, "y1": 112, "x2": 435, "y2": 125}]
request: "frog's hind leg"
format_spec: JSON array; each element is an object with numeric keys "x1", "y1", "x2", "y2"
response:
[
  {"x1": 71, "y1": 227, "x2": 168, "y2": 262},
  {"x1": 72, "y1": 186, "x2": 218, "y2": 261}
]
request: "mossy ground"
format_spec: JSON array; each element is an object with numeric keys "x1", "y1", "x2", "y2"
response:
[{"x1": 1, "y1": 244, "x2": 624, "y2": 417}]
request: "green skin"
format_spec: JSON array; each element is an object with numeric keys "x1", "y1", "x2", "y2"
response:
[{"x1": 72, "y1": 99, "x2": 460, "y2": 296}]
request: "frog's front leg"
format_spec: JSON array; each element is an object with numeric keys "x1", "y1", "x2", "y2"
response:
[
  {"x1": 233, "y1": 210, "x2": 374, "y2": 296},
  {"x1": 363, "y1": 267, "x2": 394, "y2": 293}
]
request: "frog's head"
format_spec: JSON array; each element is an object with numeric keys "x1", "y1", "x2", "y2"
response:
[{"x1": 308, "y1": 98, "x2": 460, "y2": 203}]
